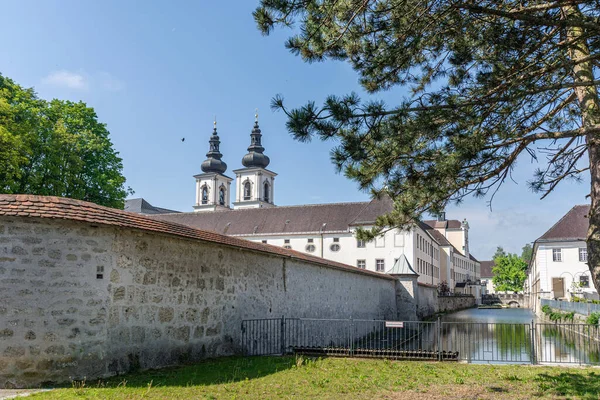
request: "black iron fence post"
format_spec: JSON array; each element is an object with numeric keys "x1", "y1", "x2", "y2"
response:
[
  {"x1": 280, "y1": 315, "x2": 286, "y2": 355},
  {"x1": 467, "y1": 323, "x2": 471, "y2": 363},
  {"x1": 437, "y1": 317, "x2": 442, "y2": 361},
  {"x1": 530, "y1": 320, "x2": 536, "y2": 365},
  {"x1": 349, "y1": 318, "x2": 354, "y2": 356}
]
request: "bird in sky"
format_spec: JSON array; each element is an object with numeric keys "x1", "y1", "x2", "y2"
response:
[{"x1": 181, "y1": 138, "x2": 185, "y2": 142}]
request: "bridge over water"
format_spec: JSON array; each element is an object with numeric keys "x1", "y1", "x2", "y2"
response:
[{"x1": 482, "y1": 293, "x2": 530, "y2": 308}]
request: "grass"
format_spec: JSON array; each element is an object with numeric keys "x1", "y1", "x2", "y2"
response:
[{"x1": 30, "y1": 356, "x2": 600, "y2": 399}]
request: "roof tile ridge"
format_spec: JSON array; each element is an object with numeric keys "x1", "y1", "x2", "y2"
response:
[
  {"x1": 150, "y1": 200, "x2": 373, "y2": 216},
  {"x1": 538, "y1": 204, "x2": 584, "y2": 241},
  {"x1": 262, "y1": 200, "x2": 370, "y2": 209}
]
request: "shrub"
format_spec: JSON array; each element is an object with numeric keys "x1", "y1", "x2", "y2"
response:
[
  {"x1": 541, "y1": 305, "x2": 552, "y2": 315},
  {"x1": 563, "y1": 312, "x2": 575, "y2": 322},
  {"x1": 571, "y1": 296, "x2": 581, "y2": 303},
  {"x1": 587, "y1": 312, "x2": 600, "y2": 326},
  {"x1": 549, "y1": 311, "x2": 562, "y2": 322}
]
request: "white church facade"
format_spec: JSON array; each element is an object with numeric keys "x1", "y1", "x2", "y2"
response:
[{"x1": 131, "y1": 116, "x2": 481, "y2": 294}]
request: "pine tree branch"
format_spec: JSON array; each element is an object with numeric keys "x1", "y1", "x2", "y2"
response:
[{"x1": 456, "y1": 3, "x2": 600, "y2": 32}]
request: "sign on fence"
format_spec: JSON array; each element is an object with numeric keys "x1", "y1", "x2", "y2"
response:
[{"x1": 385, "y1": 321, "x2": 404, "y2": 328}]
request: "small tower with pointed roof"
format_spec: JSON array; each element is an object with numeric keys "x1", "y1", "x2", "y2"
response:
[
  {"x1": 193, "y1": 120, "x2": 233, "y2": 212},
  {"x1": 232, "y1": 112, "x2": 277, "y2": 209}
]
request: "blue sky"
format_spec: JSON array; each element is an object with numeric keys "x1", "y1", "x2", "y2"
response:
[{"x1": 1, "y1": 1, "x2": 590, "y2": 259}]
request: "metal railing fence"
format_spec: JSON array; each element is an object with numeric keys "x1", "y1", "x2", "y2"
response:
[
  {"x1": 241, "y1": 316, "x2": 600, "y2": 365},
  {"x1": 541, "y1": 298, "x2": 600, "y2": 316}
]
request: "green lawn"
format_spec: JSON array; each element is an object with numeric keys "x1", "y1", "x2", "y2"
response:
[{"x1": 30, "y1": 356, "x2": 600, "y2": 399}]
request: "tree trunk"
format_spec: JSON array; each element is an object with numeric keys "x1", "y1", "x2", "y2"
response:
[{"x1": 563, "y1": 5, "x2": 600, "y2": 293}]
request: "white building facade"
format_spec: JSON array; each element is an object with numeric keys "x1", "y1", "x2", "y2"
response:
[
  {"x1": 526, "y1": 205, "x2": 598, "y2": 302},
  {"x1": 141, "y1": 116, "x2": 481, "y2": 296}
]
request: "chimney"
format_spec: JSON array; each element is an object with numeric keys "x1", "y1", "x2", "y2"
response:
[{"x1": 437, "y1": 212, "x2": 446, "y2": 222}]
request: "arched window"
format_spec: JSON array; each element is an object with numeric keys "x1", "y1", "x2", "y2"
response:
[
  {"x1": 264, "y1": 182, "x2": 270, "y2": 203},
  {"x1": 219, "y1": 187, "x2": 226, "y2": 206},
  {"x1": 243, "y1": 181, "x2": 251, "y2": 200},
  {"x1": 201, "y1": 186, "x2": 208, "y2": 204}
]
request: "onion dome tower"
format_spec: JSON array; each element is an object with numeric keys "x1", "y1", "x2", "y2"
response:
[
  {"x1": 233, "y1": 111, "x2": 277, "y2": 209},
  {"x1": 193, "y1": 120, "x2": 233, "y2": 212},
  {"x1": 201, "y1": 121, "x2": 228, "y2": 174},
  {"x1": 241, "y1": 117, "x2": 270, "y2": 169}
]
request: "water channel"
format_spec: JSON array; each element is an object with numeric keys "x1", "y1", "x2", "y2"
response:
[{"x1": 439, "y1": 308, "x2": 600, "y2": 365}]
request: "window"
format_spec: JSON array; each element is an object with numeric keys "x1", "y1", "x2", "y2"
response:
[
  {"x1": 96, "y1": 265, "x2": 104, "y2": 279},
  {"x1": 264, "y1": 182, "x2": 270, "y2": 203},
  {"x1": 579, "y1": 247, "x2": 588, "y2": 262},
  {"x1": 219, "y1": 187, "x2": 226, "y2": 206},
  {"x1": 333, "y1": 237, "x2": 340, "y2": 242},
  {"x1": 262, "y1": 240, "x2": 267, "y2": 244},
  {"x1": 357, "y1": 260, "x2": 366, "y2": 269},
  {"x1": 552, "y1": 248, "x2": 562, "y2": 262},
  {"x1": 580, "y1": 275, "x2": 590, "y2": 288},
  {"x1": 375, "y1": 259, "x2": 385, "y2": 272},
  {"x1": 283, "y1": 245, "x2": 292, "y2": 250},
  {"x1": 330, "y1": 243, "x2": 341, "y2": 252},
  {"x1": 375, "y1": 235, "x2": 385, "y2": 248},
  {"x1": 357, "y1": 239, "x2": 366, "y2": 248},
  {"x1": 201, "y1": 186, "x2": 208, "y2": 205},
  {"x1": 243, "y1": 181, "x2": 251, "y2": 200},
  {"x1": 305, "y1": 244, "x2": 316, "y2": 253},
  {"x1": 307, "y1": 238, "x2": 314, "y2": 243},
  {"x1": 284, "y1": 239, "x2": 290, "y2": 244}
]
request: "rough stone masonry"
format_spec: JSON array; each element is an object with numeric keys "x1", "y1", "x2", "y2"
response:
[{"x1": 0, "y1": 195, "x2": 402, "y2": 388}]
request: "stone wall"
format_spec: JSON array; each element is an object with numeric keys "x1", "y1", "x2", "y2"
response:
[
  {"x1": 416, "y1": 284, "x2": 438, "y2": 318},
  {"x1": 0, "y1": 216, "x2": 397, "y2": 388},
  {"x1": 438, "y1": 296, "x2": 476, "y2": 313},
  {"x1": 416, "y1": 284, "x2": 476, "y2": 318}
]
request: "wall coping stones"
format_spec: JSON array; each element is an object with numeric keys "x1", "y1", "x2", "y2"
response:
[{"x1": 0, "y1": 194, "x2": 394, "y2": 281}]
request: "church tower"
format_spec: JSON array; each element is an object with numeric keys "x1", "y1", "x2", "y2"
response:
[
  {"x1": 193, "y1": 121, "x2": 233, "y2": 212},
  {"x1": 232, "y1": 113, "x2": 277, "y2": 209}
]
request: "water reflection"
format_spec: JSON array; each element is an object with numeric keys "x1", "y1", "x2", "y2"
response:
[{"x1": 437, "y1": 308, "x2": 600, "y2": 365}]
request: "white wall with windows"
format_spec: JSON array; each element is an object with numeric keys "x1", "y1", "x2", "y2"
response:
[
  {"x1": 531, "y1": 241, "x2": 597, "y2": 300},
  {"x1": 243, "y1": 227, "x2": 411, "y2": 276},
  {"x1": 413, "y1": 230, "x2": 441, "y2": 287},
  {"x1": 240, "y1": 224, "x2": 455, "y2": 287}
]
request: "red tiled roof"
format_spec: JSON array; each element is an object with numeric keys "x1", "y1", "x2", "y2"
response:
[
  {"x1": 480, "y1": 260, "x2": 494, "y2": 278},
  {"x1": 537, "y1": 205, "x2": 589, "y2": 242},
  {"x1": 423, "y1": 219, "x2": 463, "y2": 230},
  {"x1": 0, "y1": 194, "x2": 394, "y2": 281}
]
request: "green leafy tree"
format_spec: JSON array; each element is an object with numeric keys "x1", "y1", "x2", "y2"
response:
[
  {"x1": 0, "y1": 74, "x2": 131, "y2": 208},
  {"x1": 521, "y1": 243, "x2": 534, "y2": 264},
  {"x1": 493, "y1": 246, "x2": 507, "y2": 260},
  {"x1": 492, "y1": 253, "x2": 528, "y2": 292},
  {"x1": 254, "y1": 1, "x2": 600, "y2": 291}
]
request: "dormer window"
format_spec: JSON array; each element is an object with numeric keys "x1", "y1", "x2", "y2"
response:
[{"x1": 243, "y1": 181, "x2": 251, "y2": 200}]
